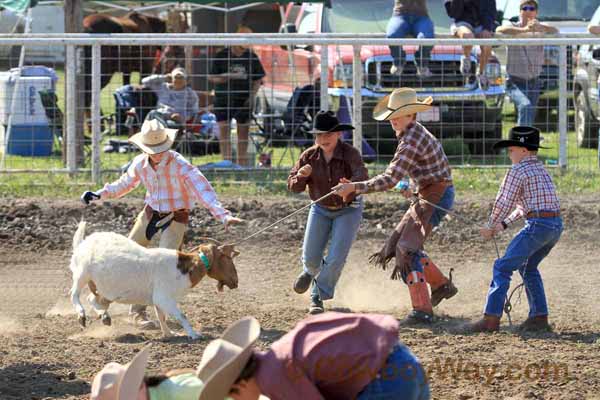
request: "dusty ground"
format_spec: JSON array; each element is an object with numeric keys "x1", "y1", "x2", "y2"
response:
[{"x1": 0, "y1": 194, "x2": 599, "y2": 400}]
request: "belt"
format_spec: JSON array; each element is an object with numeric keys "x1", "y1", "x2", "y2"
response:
[
  {"x1": 323, "y1": 205, "x2": 343, "y2": 211},
  {"x1": 144, "y1": 205, "x2": 190, "y2": 224},
  {"x1": 526, "y1": 210, "x2": 560, "y2": 219}
]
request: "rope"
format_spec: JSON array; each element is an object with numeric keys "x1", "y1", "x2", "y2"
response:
[{"x1": 230, "y1": 190, "x2": 339, "y2": 246}]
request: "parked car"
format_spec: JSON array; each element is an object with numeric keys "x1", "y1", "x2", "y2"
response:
[
  {"x1": 573, "y1": 4, "x2": 600, "y2": 148},
  {"x1": 251, "y1": 0, "x2": 505, "y2": 157},
  {"x1": 498, "y1": 0, "x2": 597, "y2": 134}
]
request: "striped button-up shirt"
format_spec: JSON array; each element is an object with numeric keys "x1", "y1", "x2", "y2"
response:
[
  {"x1": 355, "y1": 122, "x2": 452, "y2": 194},
  {"x1": 490, "y1": 155, "x2": 560, "y2": 226},
  {"x1": 97, "y1": 151, "x2": 231, "y2": 223}
]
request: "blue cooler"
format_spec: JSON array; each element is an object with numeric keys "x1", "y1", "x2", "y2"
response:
[{"x1": 6, "y1": 124, "x2": 53, "y2": 156}]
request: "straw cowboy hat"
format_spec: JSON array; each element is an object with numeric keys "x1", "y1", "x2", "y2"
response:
[
  {"x1": 493, "y1": 125, "x2": 548, "y2": 151},
  {"x1": 197, "y1": 317, "x2": 261, "y2": 400},
  {"x1": 90, "y1": 346, "x2": 150, "y2": 400},
  {"x1": 373, "y1": 88, "x2": 433, "y2": 121},
  {"x1": 128, "y1": 118, "x2": 179, "y2": 154}
]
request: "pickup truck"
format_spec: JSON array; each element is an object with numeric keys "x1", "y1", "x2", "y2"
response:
[{"x1": 252, "y1": 0, "x2": 505, "y2": 158}]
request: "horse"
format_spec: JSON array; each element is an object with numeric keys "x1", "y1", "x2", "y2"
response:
[{"x1": 82, "y1": 12, "x2": 167, "y2": 108}]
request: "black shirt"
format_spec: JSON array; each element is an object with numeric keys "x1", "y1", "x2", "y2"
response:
[{"x1": 210, "y1": 48, "x2": 266, "y2": 103}]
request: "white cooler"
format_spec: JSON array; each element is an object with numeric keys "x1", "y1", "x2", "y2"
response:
[{"x1": 0, "y1": 72, "x2": 53, "y2": 126}]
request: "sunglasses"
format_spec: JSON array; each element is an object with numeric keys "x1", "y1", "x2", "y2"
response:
[{"x1": 521, "y1": 5, "x2": 537, "y2": 11}]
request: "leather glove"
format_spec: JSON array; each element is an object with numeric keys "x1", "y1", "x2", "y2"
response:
[{"x1": 81, "y1": 191, "x2": 101, "y2": 205}]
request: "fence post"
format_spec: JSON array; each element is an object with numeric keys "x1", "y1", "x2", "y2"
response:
[
  {"x1": 66, "y1": 45, "x2": 77, "y2": 173},
  {"x1": 320, "y1": 45, "x2": 328, "y2": 111},
  {"x1": 91, "y1": 44, "x2": 101, "y2": 184},
  {"x1": 352, "y1": 45, "x2": 363, "y2": 155},
  {"x1": 558, "y1": 45, "x2": 567, "y2": 169}
]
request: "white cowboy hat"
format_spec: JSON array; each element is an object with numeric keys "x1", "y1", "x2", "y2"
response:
[
  {"x1": 197, "y1": 317, "x2": 261, "y2": 400},
  {"x1": 373, "y1": 88, "x2": 433, "y2": 121},
  {"x1": 128, "y1": 118, "x2": 178, "y2": 154},
  {"x1": 90, "y1": 345, "x2": 150, "y2": 400}
]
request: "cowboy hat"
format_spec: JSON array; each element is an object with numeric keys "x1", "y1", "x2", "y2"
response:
[
  {"x1": 309, "y1": 110, "x2": 355, "y2": 134},
  {"x1": 373, "y1": 88, "x2": 433, "y2": 121},
  {"x1": 493, "y1": 125, "x2": 548, "y2": 151},
  {"x1": 128, "y1": 118, "x2": 179, "y2": 154},
  {"x1": 197, "y1": 317, "x2": 261, "y2": 400},
  {"x1": 90, "y1": 346, "x2": 150, "y2": 400}
]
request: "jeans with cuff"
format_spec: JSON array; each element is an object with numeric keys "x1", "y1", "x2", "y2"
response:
[
  {"x1": 506, "y1": 77, "x2": 541, "y2": 126},
  {"x1": 302, "y1": 199, "x2": 363, "y2": 301},
  {"x1": 386, "y1": 14, "x2": 434, "y2": 68},
  {"x1": 484, "y1": 216, "x2": 563, "y2": 318}
]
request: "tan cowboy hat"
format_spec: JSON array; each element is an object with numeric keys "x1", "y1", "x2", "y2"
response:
[
  {"x1": 128, "y1": 118, "x2": 178, "y2": 154},
  {"x1": 197, "y1": 317, "x2": 261, "y2": 400},
  {"x1": 373, "y1": 88, "x2": 433, "y2": 121},
  {"x1": 90, "y1": 345, "x2": 150, "y2": 400}
]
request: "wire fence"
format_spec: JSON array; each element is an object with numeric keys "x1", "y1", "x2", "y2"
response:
[{"x1": 0, "y1": 34, "x2": 599, "y2": 185}]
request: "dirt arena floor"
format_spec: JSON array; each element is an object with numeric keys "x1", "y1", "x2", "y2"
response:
[{"x1": 1, "y1": 194, "x2": 599, "y2": 400}]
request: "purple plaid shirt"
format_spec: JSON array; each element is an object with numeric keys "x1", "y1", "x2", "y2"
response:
[
  {"x1": 354, "y1": 122, "x2": 452, "y2": 193},
  {"x1": 490, "y1": 155, "x2": 560, "y2": 226}
]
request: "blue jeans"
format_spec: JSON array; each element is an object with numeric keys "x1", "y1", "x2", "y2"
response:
[
  {"x1": 302, "y1": 200, "x2": 363, "y2": 301},
  {"x1": 386, "y1": 14, "x2": 434, "y2": 67},
  {"x1": 357, "y1": 343, "x2": 431, "y2": 400},
  {"x1": 484, "y1": 216, "x2": 563, "y2": 318},
  {"x1": 429, "y1": 185, "x2": 455, "y2": 228},
  {"x1": 506, "y1": 77, "x2": 541, "y2": 126}
]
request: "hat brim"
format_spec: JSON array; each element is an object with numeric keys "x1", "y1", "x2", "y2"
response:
[
  {"x1": 118, "y1": 346, "x2": 150, "y2": 400},
  {"x1": 128, "y1": 128, "x2": 178, "y2": 154},
  {"x1": 493, "y1": 140, "x2": 548, "y2": 151},
  {"x1": 197, "y1": 317, "x2": 261, "y2": 400},
  {"x1": 373, "y1": 95, "x2": 433, "y2": 121},
  {"x1": 310, "y1": 124, "x2": 355, "y2": 134}
]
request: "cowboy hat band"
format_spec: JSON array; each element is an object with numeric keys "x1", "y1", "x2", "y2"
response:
[
  {"x1": 373, "y1": 88, "x2": 433, "y2": 121},
  {"x1": 309, "y1": 110, "x2": 355, "y2": 134},
  {"x1": 128, "y1": 118, "x2": 179, "y2": 154}
]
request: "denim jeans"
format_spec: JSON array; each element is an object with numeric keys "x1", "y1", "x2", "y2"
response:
[
  {"x1": 484, "y1": 216, "x2": 563, "y2": 317},
  {"x1": 429, "y1": 185, "x2": 455, "y2": 228},
  {"x1": 357, "y1": 343, "x2": 431, "y2": 400},
  {"x1": 506, "y1": 77, "x2": 541, "y2": 126},
  {"x1": 302, "y1": 200, "x2": 363, "y2": 301},
  {"x1": 386, "y1": 14, "x2": 434, "y2": 67}
]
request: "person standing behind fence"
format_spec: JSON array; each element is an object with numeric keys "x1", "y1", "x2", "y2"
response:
[
  {"x1": 209, "y1": 25, "x2": 266, "y2": 167},
  {"x1": 80, "y1": 118, "x2": 244, "y2": 330},
  {"x1": 497, "y1": 0, "x2": 557, "y2": 126},
  {"x1": 445, "y1": 0, "x2": 497, "y2": 90},
  {"x1": 386, "y1": 0, "x2": 434, "y2": 78},
  {"x1": 288, "y1": 111, "x2": 368, "y2": 315}
]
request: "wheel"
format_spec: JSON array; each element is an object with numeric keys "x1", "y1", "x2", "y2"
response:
[{"x1": 575, "y1": 91, "x2": 599, "y2": 148}]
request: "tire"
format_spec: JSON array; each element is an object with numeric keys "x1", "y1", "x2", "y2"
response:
[{"x1": 575, "y1": 91, "x2": 599, "y2": 148}]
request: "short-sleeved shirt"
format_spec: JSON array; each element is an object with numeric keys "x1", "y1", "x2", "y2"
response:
[
  {"x1": 393, "y1": 0, "x2": 428, "y2": 16},
  {"x1": 254, "y1": 313, "x2": 400, "y2": 400},
  {"x1": 210, "y1": 48, "x2": 265, "y2": 103},
  {"x1": 506, "y1": 20, "x2": 545, "y2": 81}
]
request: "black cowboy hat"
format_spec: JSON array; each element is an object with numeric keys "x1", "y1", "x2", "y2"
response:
[
  {"x1": 493, "y1": 126, "x2": 548, "y2": 151},
  {"x1": 309, "y1": 110, "x2": 354, "y2": 134}
]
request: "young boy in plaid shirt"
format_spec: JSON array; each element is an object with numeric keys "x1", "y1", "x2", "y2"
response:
[
  {"x1": 471, "y1": 125, "x2": 563, "y2": 332},
  {"x1": 81, "y1": 118, "x2": 243, "y2": 329}
]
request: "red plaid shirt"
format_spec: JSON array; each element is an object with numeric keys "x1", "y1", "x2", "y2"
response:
[
  {"x1": 490, "y1": 155, "x2": 560, "y2": 226},
  {"x1": 354, "y1": 122, "x2": 452, "y2": 193},
  {"x1": 98, "y1": 150, "x2": 231, "y2": 223}
]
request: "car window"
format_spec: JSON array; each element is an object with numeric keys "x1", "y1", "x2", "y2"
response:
[
  {"x1": 498, "y1": 0, "x2": 599, "y2": 22},
  {"x1": 325, "y1": 0, "x2": 452, "y2": 34}
]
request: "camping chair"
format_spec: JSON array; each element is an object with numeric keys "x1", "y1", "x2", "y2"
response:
[{"x1": 113, "y1": 84, "x2": 157, "y2": 137}]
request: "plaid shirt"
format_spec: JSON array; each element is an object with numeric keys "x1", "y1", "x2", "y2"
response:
[
  {"x1": 98, "y1": 150, "x2": 231, "y2": 223},
  {"x1": 490, "y1": 155, "x2": 560, "y2": 227},
  {"x1": 355, "y1": 122, "x2": 452, "y2": 194}
]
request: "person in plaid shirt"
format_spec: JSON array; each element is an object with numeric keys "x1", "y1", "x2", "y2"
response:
[
  {"x1": 80, "y1": 117, "x2": 243, "y2": 329},
  {"x1": 334, "y1": 88, "x2": 457, "y2": 325},
  {"x1": 470, "y1": 125, "x2": 562, "y2": 333}
]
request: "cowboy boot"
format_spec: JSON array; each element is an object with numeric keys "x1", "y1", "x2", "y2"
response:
[
  {"x1": 402, "y1": 270, "x2": 434, "y2": 325},
  {"x1": 422, "y1": 258, "x2": 458, "y2": 307},
  {"x1": 469, "y1": 314, "x2": 500, "y2": 333},
  {"x1": 401, "y1": 309, "x2": 433, "y2": 325},
  {"x1": 518, "y1": 315, "x2": 551, "y2": 332}
]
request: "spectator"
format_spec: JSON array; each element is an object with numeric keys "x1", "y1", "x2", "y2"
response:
[
  {"x1": 445, "y1": 0, "x2": 497, "y2": 90},
  {"x1": 196, "y1": 314, "x2": 430, "y2": 400},
  {"x1": 209, "y1": 25, "x2": 266, "y2": 167},
  {"x1": 142, "y1": 67, "x2": 199, "y2": 128},
  {"x1": 387, "y1": 0, "x2": 434, "y2": 78},
  {"x1": 497, "y1": 0, "x2": 558, "y2": 126},
  {"x1": 589, "y1": 24, "x2": 600, "y2": 35},
  {"x1": 90, "y1": 345, "x2": 205, "y2": 400},
  {"x1": 288, "y1": 111, "x2": 368, "y2": 314}
]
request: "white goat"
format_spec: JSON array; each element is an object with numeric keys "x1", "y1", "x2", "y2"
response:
[{"x1": 68, "y1": 221, "x2": 239, "y2": 339}]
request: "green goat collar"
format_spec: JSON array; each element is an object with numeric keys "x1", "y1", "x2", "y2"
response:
[{"x1": 198, "y1": 251, "x2": 211, "y2": 272}]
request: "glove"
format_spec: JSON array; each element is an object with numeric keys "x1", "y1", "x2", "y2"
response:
[{"x1": 81, "y1": 191, "x2": 101, "y2": 205}]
